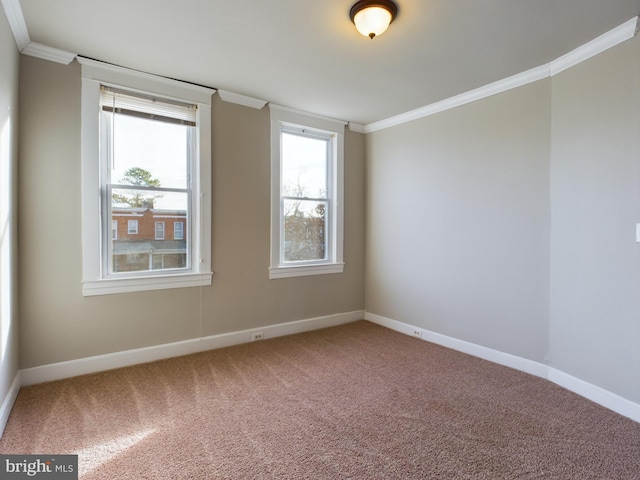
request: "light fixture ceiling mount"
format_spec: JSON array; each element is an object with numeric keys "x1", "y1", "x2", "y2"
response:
[{"x1": 350, "y1": 0, "x2": 398, "y2": 39}]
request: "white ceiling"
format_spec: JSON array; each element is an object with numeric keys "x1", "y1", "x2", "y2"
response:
[{"x1": 16, "y1": 0, "x2": 640, "y2": 125}]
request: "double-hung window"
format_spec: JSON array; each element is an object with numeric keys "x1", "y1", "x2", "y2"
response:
[
  {"x1": 127, "y1": 219, "x2": 138, "y2": 235},
  {"x1": 155, "y1": 221, "x2": 165, "y2": 240},
  {"x1": 174, "y1": 221, "x2": 184, "y2": 240},
  {"x1": 80, "y1": 58, "x2": 214, "y2": 296},
  {"x1": 269, "y1": 105, "x2": 345, "y2": 279}
]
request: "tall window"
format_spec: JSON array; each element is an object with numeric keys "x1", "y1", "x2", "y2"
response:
[
  {"x1": 269, "y1": 105, "x2": 344, "y2": 279},
  {"x1": 80, "y1": 58, "x2": 213, "y2": 296},
  {"x1": 102, "y1": 87, "x2": 190, "y2": 274},
  {"x1": 281, "y1": 129, "x2": 330, "y2": 263}
]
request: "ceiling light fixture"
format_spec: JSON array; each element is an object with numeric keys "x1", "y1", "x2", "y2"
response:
[{"x1": 350, "y1": 0, "x2": 398, "y2": 39}]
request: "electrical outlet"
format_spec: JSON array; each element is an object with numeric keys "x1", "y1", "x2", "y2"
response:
[
  {"x1": 412, "y1": 329, "x2": 422, "y2": 339},
  {"x1": 252, "y1": 332, "x2": 264, "y2": 341}
]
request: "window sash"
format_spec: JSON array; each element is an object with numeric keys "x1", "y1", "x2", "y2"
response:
[
  {"x1": 105, "y1": 185, "x2": 192, "y2": 277},
  {"x1": 155, "y1": 222, "x2": 165, "y2": 240},
  {"x1": 100, "y1": 87, "x2": 195, "y2": 278},
  {"x1": 279, "y1": 128, "x2": 334, "y2": 267},
  {"x1": 174, "y1": 222, "x2": 184, "y2": 240},
  {"x1": 127, "y1": 220, "x2": 138, "y2": 234}
]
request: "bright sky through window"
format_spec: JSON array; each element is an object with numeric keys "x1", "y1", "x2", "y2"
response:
[
  {"x1": 281, "y1": 132, "x2": 327, "y2": 207},
  {"x1": 111, "y1": 114, "x2": 188, "y2": 209}
]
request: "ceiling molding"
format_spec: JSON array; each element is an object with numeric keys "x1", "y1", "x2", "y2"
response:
[
  {"x1": 269, "y1": 104, "x2": 348, "y2": 128},
  {"x1": 217, "y1": 90, "x2": 267, "y2": 110},
  {"x1": 77, "y1": 57, "x2": 216, "y2": 104},
  {"x1": 1, "y1": 0, "x2": 29, "y2": 49},
  {"x1": 6, "y1": 1, "x2": 637, "y2": 135},
  {"x1": 1, "y1": 0, "x2": 77, "y2": 63},
  {"x1": 366, "y1": 64, "x2": 549, "y2": 133},
  {"x1": 550, "y1": 16, "x2": 639, "y2": 76},
  {"x1": 366, "y1": 16, "x2": 640, "y2": 133},
  {"x1": 348, "y1": 122, "x2": 366, "y2": 134},
  {"x1": 22, "y1": 41, "x2": 76, "y2": 65}
]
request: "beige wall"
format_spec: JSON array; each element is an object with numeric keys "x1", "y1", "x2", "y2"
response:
[
  {"x1": 549, "y1": 34, "x2": 640, "y2": 402},
  {"x1": 366, "y1": 33, "x2": 640, "y2": 404},
  {"x1": 366, "y1": 80, "x2": 552, "y2": 363},
  {"x1": 0, "y1": 7, "x2": 20, "y2": 415},
  {"x1": 18, "y1": 56, "x2": 365, "y2": 368}
]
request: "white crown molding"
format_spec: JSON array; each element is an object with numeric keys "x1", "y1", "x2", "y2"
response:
[
  {"x1": 0, "y1": 0, "x2": 76, "y2": 64},
  {"x1": 1, "y1": 0, "x2": 29, "y2": 49},
  {"x1": 269, "y1": 103, "x2": 348, "y2": 127},
  {"x1": 21, "y1": 41, "x2": 76, "y2": 65},
  {"x1": 366, "y1": 16, "x2": 640, "y2": 133},
  {"x1": 348, "y1": 122, "x2": 366, "y2": 134},
  {"x1": 550, "y1": 16, "x2": 639, "y2": 76},
  {"x1": 19, "y1": 310, "x2": 364, "y2": 386},
  {"x1": 364, "y1": 312, "x2": 640, "y2": 423},
  {"x1": 77, "y1": 56, "x2": 216, "y2": 103},
  {"x1": 218, "y1": 90, "x2": 267, "y2": 109},
  {"x1": 366, "y1": 64, "x2": 549, "y2": 133}
]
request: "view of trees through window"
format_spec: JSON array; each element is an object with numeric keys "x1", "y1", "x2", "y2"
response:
[{"x1": 281, "y1": 131, "x2": 329, "y2": 262}]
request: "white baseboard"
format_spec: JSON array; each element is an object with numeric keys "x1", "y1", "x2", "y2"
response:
[
  {"x1": 548, "y1": 368, "x2": 640, "y2": 423},
  {"x1": 20, "y1": 310, "x2": 364, "y2": 387},
  {"x1": 364, "y1": 312, "x2": 640, "y2": 423},
  {"x1": 15, "y1": 310, "x2": 640, "y2": 425},
  {"x1": 0, "y1": 372, "x2": 21, "y2": 438}
]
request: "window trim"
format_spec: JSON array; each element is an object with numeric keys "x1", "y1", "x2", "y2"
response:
[
  {"x1": 127, "y1": 219, "x2": 138, "y2": 235},
  {"x1": 269, "y1": 105, "x2": 345, "y2": 279},
  {"x1": 80, "y1": 58, "x2": 214, "y2": 296},
  {"x1": 155, "y1": 221, "x2": 165, "y2": 240},
  {"x1": 174, "y1": 221, "x2": 184, "y2": 240}
]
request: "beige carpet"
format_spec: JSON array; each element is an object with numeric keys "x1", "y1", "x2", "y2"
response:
[{"x1": 1, "y1": 321, "x2": 639, "y2": 479}]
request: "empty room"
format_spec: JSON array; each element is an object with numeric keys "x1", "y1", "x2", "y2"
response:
[{"x1": 1, "y1": 0, "x2": 639, "y2": 478}]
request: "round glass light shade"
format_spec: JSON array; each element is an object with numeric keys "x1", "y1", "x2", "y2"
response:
[{"x1": 353, "y1": 6, "x2": 393, "y2": 39}]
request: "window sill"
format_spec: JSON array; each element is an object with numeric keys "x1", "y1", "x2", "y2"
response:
[
  {"x1": 82, "y1": 272, "x2": 213, "y2": 296},
  {"x1": 269, "y1": 263, "x2": 344, "y2": 280}
]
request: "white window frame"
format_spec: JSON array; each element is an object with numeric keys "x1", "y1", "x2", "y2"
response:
[
  {"x1": 127, "y1": 219, "x2": 138, "y2": 235},
  {"x1": 155, "y1": 221, "x2": 165, "y2": 240},
  {"x1": 174, "y1": 221, "x2": 184, "y2": 240},
  {"x1": 269, "y1": 105, "x2": 345, "y2": 279},
  {"x1": 112, "y1": 220, "x2": 118, "y2": 239},
  {"x1": 80, "y1": 58, "x2": 214, "y2": 296}
]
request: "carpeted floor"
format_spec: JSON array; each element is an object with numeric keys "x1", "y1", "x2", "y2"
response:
[{"x1": 1, "y1": 321, "x2": 639, "y2": 479}]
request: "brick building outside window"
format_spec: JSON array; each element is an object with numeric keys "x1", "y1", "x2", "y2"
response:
[{"x1": 112, "y1": 203, "x2": 186, "y2": 273}]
